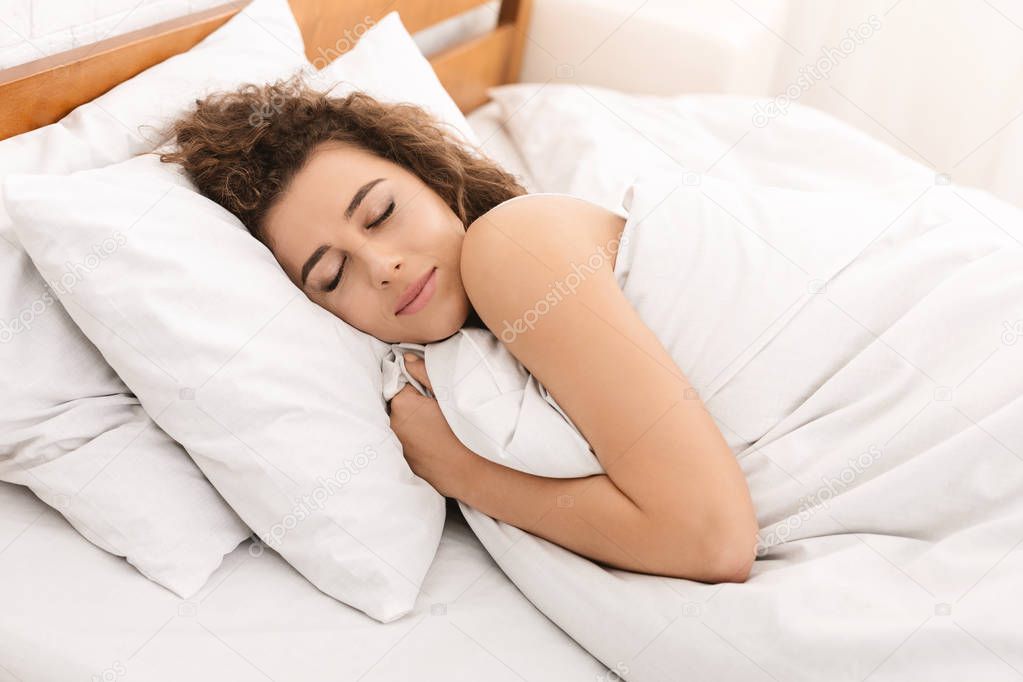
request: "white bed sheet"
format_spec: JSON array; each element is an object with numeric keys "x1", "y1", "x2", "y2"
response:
[{"x1": 0, "y1": 481, "x2": 605, "y2": 681}]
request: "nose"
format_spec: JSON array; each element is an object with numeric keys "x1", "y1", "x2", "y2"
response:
[{"x1": 362, "y1": 240, "x2": 403, "y2": 288}]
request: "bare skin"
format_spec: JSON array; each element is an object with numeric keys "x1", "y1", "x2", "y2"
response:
[{"x1": 262, "y1": 140, "x2": 759, "y2": 582}]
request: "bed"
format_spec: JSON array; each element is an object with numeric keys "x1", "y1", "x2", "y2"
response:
[
  {"x1": 0, "y1": 483, "x2": 607, "y2": 681},
  {"x1": 4, "y1": 1, "x2": 1021, "y2": 681}
]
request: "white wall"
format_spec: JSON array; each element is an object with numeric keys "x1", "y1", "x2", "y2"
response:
[
  {"x1": 0, "y1": 0, "x2": 498, "y2": 67},
  {"x1": 0, "y1": 0, "x2": 230, "y2": 68},
  {"x1": 518, "y1": 0, "x2": 1023, "y2": 209}
]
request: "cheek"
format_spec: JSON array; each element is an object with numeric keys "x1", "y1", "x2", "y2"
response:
[
  {"x1": 309, "y1": 288, "x2": 352, "y2": 324},
  {"x1": 328, "y1": 285, "x2": 393, "y2": 329},
  {"x1": 436, "y1": 218, "x2": 467, "y2": 261}
]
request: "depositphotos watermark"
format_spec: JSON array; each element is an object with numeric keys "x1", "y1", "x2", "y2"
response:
[
  {"x1": 755, "y1": 444, "x2": 883, "y2": 556},
  {"x1": 248, "y1": 15, "x2": 378, "y2": 127},
  {"x1": 309, "y1": 14, "x2": 378, "y2": 70},
  {"x1": 0, "y1": 231, "x2": 127, "y2": 343},
  {"x1": 498, "y1": 230, "x2": 633, "y2": 344},
  {"x1": 261, "y1": 446, "x2": 379, "y2": 548},
  {"x1": 1002, "y1": 319, "x2": 1023, "y2": 345},
  {"x1": 752, "y1": 15, "x2": 882, "y2": 128},
  {"x1": 597, "y1": 662, "x2": 630, "y2": 681},
  {"x1": 89, "y1": 660, "x2": 126, "y2": 682}
]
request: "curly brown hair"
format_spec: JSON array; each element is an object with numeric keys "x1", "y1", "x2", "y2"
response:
[{"x1": 155, "y1": 70, "x2": 528, "y2": 243}]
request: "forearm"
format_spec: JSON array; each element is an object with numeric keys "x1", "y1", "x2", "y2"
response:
[{"x1": 454, "y1": 451, "x2": 739, "y2": 581}]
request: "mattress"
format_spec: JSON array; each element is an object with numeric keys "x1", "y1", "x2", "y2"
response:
[
  {"x1": 0, "y1": 482, "x2": 604, "y2": 681},
  {"x1": 0, "y1": 101, "x2": 604, "y2": 682}
]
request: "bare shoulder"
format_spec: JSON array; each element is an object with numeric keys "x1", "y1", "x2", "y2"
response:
[
  {"x1": 458, "y1": 193, "x2": 627, "y2": 355},
  {"x1": 458, "y1": 193, "x2": 689, "y2": 474},
  {"x1": 460, "y1": 194, "x2": 626, "y2": 304}
]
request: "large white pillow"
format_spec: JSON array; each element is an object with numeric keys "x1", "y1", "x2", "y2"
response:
[
  {"x1": 0, "y1": 0, "x2": 310, "y2": 596},
  {"x1": 2, "y1": 7, "x2": 487, "y2": 621},
  {"x1": 5, "y1": 148, "x2": 445, "y2": 623}
]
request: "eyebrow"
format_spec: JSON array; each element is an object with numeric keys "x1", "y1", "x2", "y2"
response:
[
  {"x1": 300, "y1": 177, "x2": 385, "y2": 287},
  {"x1": 346, "y1": 177, "x2": 385, "y2": 220},
  {"x1": 300, "y1": 244, "x2": 329, "y2": 286}
]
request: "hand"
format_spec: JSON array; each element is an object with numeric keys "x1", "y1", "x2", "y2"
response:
[{"x1": 388, "y1": 353, "x2": 477, "y2": 498}]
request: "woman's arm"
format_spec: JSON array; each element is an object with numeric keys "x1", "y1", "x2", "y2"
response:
[
  {"x1": 458, "y1": 195, "x2": 759, "y2": 582},
  {"x1": 392, "y1": 355, "x2": 748, "y2": 581},
  {"x1": 457, "y1": 454, "x2": 751, "y2": 582}
]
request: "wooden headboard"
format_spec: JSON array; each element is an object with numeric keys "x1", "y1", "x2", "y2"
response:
[{"x1": 0, "y1": 0, "x2": 533, "y2": 142}]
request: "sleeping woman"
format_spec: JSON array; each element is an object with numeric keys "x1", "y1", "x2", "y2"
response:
[{"x1": 159, "y1": 74, "x2": 759, "y2": 585}]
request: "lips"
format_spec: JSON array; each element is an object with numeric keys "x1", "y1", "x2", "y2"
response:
[{"x1": 394, "y1": 267, "x2": 437, "y2": 315}]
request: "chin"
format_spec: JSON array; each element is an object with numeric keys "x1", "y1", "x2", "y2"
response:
[
  {"x1": 413, "y1": 309, "x2": 464, "y2": 344},
  {"x1": 385, "y1": 292, "x2": 469, "y2": 344},
  {"x1": 415, "y1": 321, "x2": 457, "y2": 344}
]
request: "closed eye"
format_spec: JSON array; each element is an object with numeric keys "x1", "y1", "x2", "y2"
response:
[
  {"x1": 323, "y1": 200, "x2": 395, "y2": 292},
  {"x1": 368, "y1": 200, "x2": 395, "y2": 228}
]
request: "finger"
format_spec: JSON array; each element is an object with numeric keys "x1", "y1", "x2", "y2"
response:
[
  {"x1": 388, "y1": 383, "x2": 422, "y2": 418},
  {"x1": 403, "y1": 353, "x2": 433, "y2": 393},
  {"x1": 389, "y1": 383, "x2": 433, "y2": 428},
  {"x1": 388, "y1": 382, "x2": 419, "y2": 408},
  {"x1": 392, "y1": 382, "x2": 422, "y2": 403}
]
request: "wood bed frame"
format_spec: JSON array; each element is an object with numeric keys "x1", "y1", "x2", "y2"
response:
[{"x1": 0, "y1": 0, "x2": 533, "y2": 142}]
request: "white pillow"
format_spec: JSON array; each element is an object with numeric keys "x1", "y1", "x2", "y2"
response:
[
  {"x1": 5, "y1": 149, "x2": 446, "y2": 623},
  {"x1": 4, "y1": 5, "x2": 481, "y2": 621},
  {"x1": 0, "y1": 0, "x2": 310, "y2": 596}
]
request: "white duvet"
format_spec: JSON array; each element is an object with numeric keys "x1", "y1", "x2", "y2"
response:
[{"x1": 383, "y1": 87, "x2": 1023, "y2": 681}]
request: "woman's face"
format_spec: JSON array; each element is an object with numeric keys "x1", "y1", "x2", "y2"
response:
[{"x1": 263, "y1": 140, "x2": 472, "y2": 344}]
